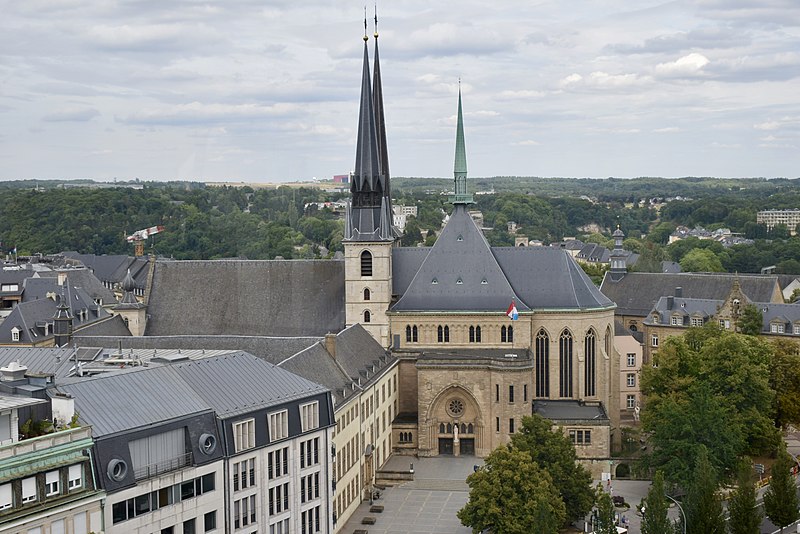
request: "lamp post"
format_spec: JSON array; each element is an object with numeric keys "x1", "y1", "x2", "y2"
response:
[{"x1": 665, "y1": 494, "x2": 687, "y2": 534}]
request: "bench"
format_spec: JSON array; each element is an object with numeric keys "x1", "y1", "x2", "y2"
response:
[
  {"x1": 361, "y1": 517, "x2": 377, "y2": 525},
  {"x1": 369, "y1": 505, "x2": 384, "y2": 513},
  {"x1": 353, "y1": 530, "x2": 369, "y2": 534}
]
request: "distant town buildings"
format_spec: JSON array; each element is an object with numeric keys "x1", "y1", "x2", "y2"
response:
[
  {"x1": 669, "y1": 225, "x2": 754, "y2": 247},
  {"x1": 757, "y1": 209, "x2": 800, "y2": 235}
]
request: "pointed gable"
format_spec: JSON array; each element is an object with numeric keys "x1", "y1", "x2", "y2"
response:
[{"x1": 391, "y1": 205, "x2": 525, "y2": 312}]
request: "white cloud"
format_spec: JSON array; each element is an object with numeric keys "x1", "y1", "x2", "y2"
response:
[
  {"x1": 654, "y1": 127, "x2": 681, "y2": 133},
  {"x1": 655, "y1": 53, "x2": 710, "y2": 77},
  {"x1": 42, "y1": 108, "x2": 100, "y2": 122}
]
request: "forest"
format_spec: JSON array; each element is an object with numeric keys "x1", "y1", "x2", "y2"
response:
[{"x1": 2, "y1": 177, "x2": 800, "y2": 274}]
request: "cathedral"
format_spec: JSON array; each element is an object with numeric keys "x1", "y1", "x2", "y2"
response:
[{"x1": 342, "y1": 27, "x2": 620, "y2": 465}]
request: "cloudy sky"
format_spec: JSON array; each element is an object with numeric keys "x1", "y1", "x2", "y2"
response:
[{"x1": 2, "y1": 0, "x2": 799, "y2": 182}]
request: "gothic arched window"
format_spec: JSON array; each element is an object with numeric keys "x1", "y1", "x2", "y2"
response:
[
  {"x1": 364, "y1": 288, "x2": 371, "y2": 301},
  {"x1": 536, "y1": 329, "x2": 550, "y2": 397},
  {"x1": 364, "y1": 310, "x2": 371, "y2": 323},
  {"x1": 559, "y1": 329, "x2": 573, "y2": 398},
  {"x1": 360, "y1": 250, "x2": 373, "y2": 277},
  {"x1": 585, "y1": 329, "x2": 596, "y2": 397}
]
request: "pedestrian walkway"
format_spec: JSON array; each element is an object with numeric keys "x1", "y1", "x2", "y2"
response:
[{"x1": 339, "y1": 456, "x2": 481, "y2": 534}]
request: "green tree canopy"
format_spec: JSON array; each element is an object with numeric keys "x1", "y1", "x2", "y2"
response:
[
  {"x1": 458, "y1": 446, "x2": 566, "y2": 534},
  {"x1": 728, "y1": 459, "x2": 762, "y2": 534},
  {"x1": 641, "y1": 471, "x2": 674, "y2": 534},
  {"x1": 763, "y1": 445, "x2": 800, "y2": 532},
  {"x1": 510, "y1": 414, "x2": 596, "y2": 522},
  {"x1": 594, "y1": 485, "x2": 616, "y2": 534},
  {"x1": 679, "y1": 248, "x2": 724, "y2": 272},
  {"x1": 739, "y1": 304, "x2": 763, "y2": 335},
  {"x1": 769, "y1": 339, "x2": 800, "y2": 428},
  {"x1": 683, "y1": 446, "x2": 725, "y2": 534},
  {"x1": 641, "y1": 330, "x2": 779, "y2": 486}
]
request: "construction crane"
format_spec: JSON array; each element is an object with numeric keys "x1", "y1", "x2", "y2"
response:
[{"x1": 126, "y1": 225, "x2": 164, "y2": 257}]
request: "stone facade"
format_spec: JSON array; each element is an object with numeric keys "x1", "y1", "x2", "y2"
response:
[{"x1": 344, "y1": 241, "x2": 392, "y2": 347}]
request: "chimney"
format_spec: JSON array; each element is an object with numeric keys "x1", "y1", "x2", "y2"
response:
[
  {"x1": 666, "y1": 296, "x2": 674, "y2": 310},
  {"x1": 57, "y1": 271, "x2": 67, "y2": 287},
  {"x1": 675, "y1": 287, "x2": 682, "y2": 298},
  {"x1": 51, "y1": 393, "x2": 76, "y2": 429},
  {"x1": 1, "y1": 361, "x2": 28, "y2": 382},
  {"x1": 325, "y1": 333, "x2": 336, "y2": 359}
]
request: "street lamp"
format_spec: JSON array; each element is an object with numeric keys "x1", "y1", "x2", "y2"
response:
[{"x1": 665, "y1": 494, "x2": 687, "y2": 534}]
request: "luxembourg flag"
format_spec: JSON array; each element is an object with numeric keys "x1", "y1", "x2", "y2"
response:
[{"x1": 506, "y1": 301, "x2": 518, "y2": 321}]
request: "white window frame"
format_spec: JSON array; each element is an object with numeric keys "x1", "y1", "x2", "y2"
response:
[
  {"x1": 68, "y1": 464, "x2": 82, "y2": 491},
  {"x1": 233, "y1": 418, "x2": 256, "y2": 452},
  {"x1": 22, "y1": 477, "x2": 36, "y2": 503},
  {"x1": 269, "y1": 410, "x2": 289, "y2": 442},
  {"x1": 0, "y1": 483, "x2": 11, "y2": 510},
  {"x1": 626, "y1": 374, "x2": 636, "y2": 388},
  {"x1": 671, "y1": 316, "x2": 679, "y2": 326},
  {"x1": 300, "y1": 402, "x2": 319, "y2": 433},
  {"x1": 45, "y1": 470, "x2": 60, "y2": 496},
  {"x1": 626, "y1": 395, "x2": 636, "y2": 409},
  {"x1": 651, "y1": 334, "x2": 659, "y2": 347},
  {"x1": 794, "y1": 324, "x2": 800, "y2": 335},
  {"x1": 626, "y1": 353, "x2": 636, "y2": 367},
  {"x1": 11, "y1": 328, "x2": 20, "y2": 342}
]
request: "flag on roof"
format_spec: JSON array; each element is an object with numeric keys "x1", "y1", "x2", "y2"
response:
[{"x1": 506, "y1": 301, "x2": 518, "y2": 321}]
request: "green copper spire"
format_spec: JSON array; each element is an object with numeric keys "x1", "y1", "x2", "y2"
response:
[{"x1": 450, "y1": 83, "x2": 473, "y2": 205}]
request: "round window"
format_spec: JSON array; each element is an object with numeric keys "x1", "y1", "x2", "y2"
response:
[
  {"x1": 447, "y1": 398, "x2": 465, "y2": 417},
  {"x1": 107, "y1": 458, "x2": 128, "y2": 482},
  {"x1": 199, "y1": 433, "x2": 217, "y2": 455}
]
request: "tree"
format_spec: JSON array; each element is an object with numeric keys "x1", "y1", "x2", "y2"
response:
[
  {"x1": 769, "y1": 340, "x2": 800, "y2": 428},
  {"x1": 594, "y1": 485, "x2": 616, "y2": 534},
  {"x1": 641, "y1": 471, "x2": 673, "y2": 534},
  {"x1": 510, "y1": 414, "x2": 596, "y2": 522},
  {"x1": 683, "y1": 446, "x2": 725, "y2": 534},
  {"x1": 679, "y1": 248, "x2": 724, "y2": 272},
  {"x1": 763, "y1": 446, "x2": 800, "y2": 533},
  {"x1": 728, "y1": 459, "x2": 762, "y2": 534},
  {"x1": 458, "y1": 446, "x2": 566, "y2": 534},
  {"x1": 739, "y1": 304, "x2": 763, "y2": 336}
]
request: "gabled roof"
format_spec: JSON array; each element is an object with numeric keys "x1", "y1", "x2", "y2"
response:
[
  {"x1": 278, "y1": 343, "x2": 352, "y2": 406},
  {"x1": 56, "y1": 365, "x2": 214, "y2": 437},
  {"x1": 392, "y1": 205, "x2": 524, "y2": 312},
  {"x1": 172, "y1": 352, "x2": 327, "y2": 418},
  {"x1": 60, "y1": 252, "x2": 148, "y2": 289},
  {"x1": 600, "y1": 272, "x2": 781, "y2": 317},
  {"x1": 646, "y1": 297, "x2": 721, "y2": 325},
  {"x1": 492, "y1": 247, "x2": 614, "y2": 310},
  {"x1": 76, "y1": 315, "x2": 132, "y2": 337},
  {"x1": 145, "y1": 259, "x2": 345, "y2": 336},
  {"x1": 37, "y1": 269, "x2": 117, "y2": 305},
  {"x1": 328, "y1": 323, "x2": 394, "y2": 382},
  {"x1": 0, "y1": 347, "x2": 75, "y2": 377}
]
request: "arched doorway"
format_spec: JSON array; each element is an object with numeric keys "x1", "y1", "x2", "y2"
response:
[{"x1": 427, "y1": 386, "x2": 482, "y2": 457}]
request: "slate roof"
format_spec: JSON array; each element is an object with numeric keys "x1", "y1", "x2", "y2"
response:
[
  {"x1": 37, "y1": 268, "x2": 117, "y2": 305},
  {"x1": 646, "y1": 297, "x2": 722, "y2": 326},
  {"x1": 60, "y1": 252, "x2": 149, "y2": 290},
  {"x1": 493, "y1": 247, "x2": 614, "y2": 310},
  {"x1": 0, "y1": 347, "x2": 75, "y2": 377},
  {"x1": 278, "y1": 343, "x2": 352, "y2": 406},
  {"x1": 600, "y1": 272, "x2": 781, "y2": 317},
  {"x1": 391, "y1": 247, "x2": 430, "y2": 297},
  {"x1": 0, "y1": 282, "x2": 112, "y2": 344},
  {"x1": 70, "y1": 335, "x2": 322, "y2": 365},
  {"x1": 57, "y1": 365, "x2": 214, "y2": 437},
  {"x1": 56, "y1": 351, "x2": 328, "y2": 435},
  {"x1": 533, "y1": 400, "x2": 608, "y2": 421},
  {"x1": 145, "y1": 259, "x2": 345, "y2": 336},
  {"x1": 76, "y1": 315, "x2": 132, "y2": 337},
  {"x1": 0, "y1": 269, "x2": 29, "y2": 297},
  {"x1": 392, "y1": 205, "x2": 527, "y2": 312},
  {"x1": 661, "y1": 261, "x2": 683, "y2": 274},
  {"x1": 327, "y1": 324, "x2": 394, "y2": 383},
  {"x1": 172, "y1": 352, "x2": 327, "y2": 418}
]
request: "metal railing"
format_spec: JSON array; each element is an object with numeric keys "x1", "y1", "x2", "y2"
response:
[{"x1": 133, "y1": 452, "x2": 193, "y2": 480}]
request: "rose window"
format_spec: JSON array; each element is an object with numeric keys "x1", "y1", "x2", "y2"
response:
[{"x1": 447, "y1": 398, "x2": 465, "y2": 417}]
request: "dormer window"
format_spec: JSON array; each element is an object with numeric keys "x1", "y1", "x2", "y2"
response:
[
  {"x1": 652, "y1": 314, "x2": 659, "y2": 325},
  {"x1": 11, "y1": 328, "x2": 20, "y2": 342}
]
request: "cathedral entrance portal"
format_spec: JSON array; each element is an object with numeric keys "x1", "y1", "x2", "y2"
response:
[{"x1": 426, "y1": 385, "x2": 482, "y2": 457}]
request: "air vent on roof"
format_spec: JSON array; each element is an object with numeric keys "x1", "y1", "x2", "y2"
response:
[
  {"x1": 432, "y1": 278, "x2": 438, "y2": 285},
  {"x1": 457, "y1": 235, "x2": 463, "y2": 242},
  {"x1": 456, "y1": 278, "x2": 463, "y2": 285},
  {"x1": 481, "y1": 278, "x2": 488, "y2": 285}
]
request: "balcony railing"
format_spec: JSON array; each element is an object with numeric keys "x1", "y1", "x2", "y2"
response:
[{"x1": 133, "y1": 452, "x2": 193, "y2": 481}]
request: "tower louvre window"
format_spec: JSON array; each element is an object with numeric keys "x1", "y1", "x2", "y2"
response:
[{"x1": 360, "y1": 251, "x2": 373, "y2": 277}]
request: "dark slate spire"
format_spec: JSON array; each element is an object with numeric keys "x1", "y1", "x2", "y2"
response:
[
  {"x1": 450, "y1": 83, "x2": 474, "y2": 205},
  {"x1": 609, "y1": 224, "x2": 627, "y2": 280},
  {"x1": 120, "y1": 268, "x2": 139, "y2": 305},
  {"x1": 53, "y1": 283, "x2": 73, "y2": 348},
  {"x1": 372, "y1": 10, "x2": 390, "y2": 192},
  {"x1": 346, "y1": 20, "x2": 395, "y2": 242}
]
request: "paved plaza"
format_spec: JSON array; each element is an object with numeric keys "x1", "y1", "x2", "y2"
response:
[{"x1": 339, "y1": 455, "x2": 659, "y2": 534}]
